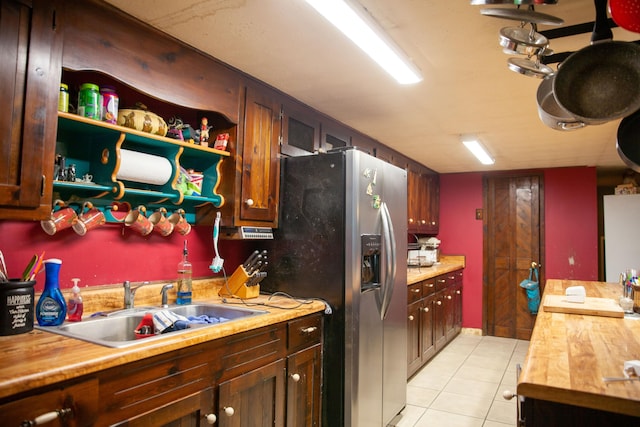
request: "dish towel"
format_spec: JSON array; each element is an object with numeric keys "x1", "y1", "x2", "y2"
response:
[{"x1": 152, "y1": 310, "x2": 231, "y2": 334}]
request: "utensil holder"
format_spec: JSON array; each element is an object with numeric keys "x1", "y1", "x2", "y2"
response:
[{"x1": 0, "y1": 279, "x2": 35, "y2": 335}]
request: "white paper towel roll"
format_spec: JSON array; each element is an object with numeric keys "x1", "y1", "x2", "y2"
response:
[{"x1": 117, "y1": 149, "x2": 173, "y2": 185}]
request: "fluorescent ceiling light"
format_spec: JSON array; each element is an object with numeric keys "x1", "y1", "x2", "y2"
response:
[
  {"x1": 463, "y1": 138, "x2": 495, "y2": 165},
  {"x1": 305, "y1": 0, "x2": 422, "y2": 85}
]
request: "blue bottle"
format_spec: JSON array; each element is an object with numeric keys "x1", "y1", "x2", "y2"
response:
[{"x1": 36, "y1": 259, "x2": 67, "y2": 326}]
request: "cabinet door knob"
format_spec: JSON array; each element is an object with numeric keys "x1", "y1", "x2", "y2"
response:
[
  {"x1": 224, "y1": 407, "x2": 235, "y2": 416},
  {"x1": 436, "y1": 300, "x2": 442, "y2": 306},
  {"x1": 409, "y1": 218, "x2": 414, "y2": 223},
  {"x1": 301, "y1": 326, "x2": 317, "y2": 334},
  {"x1": 408, "y1": 315, "x2": 414, "y2": 321},
  {"x1": 245, "y1": 198, "x2": 254, "y2": 206},
  {"x1": 447, "y1": 295, "x2": 452, "y2": 300},
  {"x1": 205, "y1": 413, "x2": 217, "y2": 424},
  {"x1": 456, "y1": 290, "x2": 461, "y2": 295},
  {"x1": 502, "y1": 390, "x2": 516, "y2": 400},
  {"x1": 291, "y1": 373, "x2": 301, "y2": 382},
  {"x1": 422, "y1": 307, "x2": 430, "y2": 313}
]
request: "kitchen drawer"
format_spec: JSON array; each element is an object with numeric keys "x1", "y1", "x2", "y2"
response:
[
  {"x1": 408, "y1": 283, "x2": 423, "y2": 304},
  {"x1": 288, "y1": 313, "x2": 323, "y2": 353},
  {"x1": 435, "y1": 274, "x2": 449, "y2": 292},
  {"x1": 1, "y1": 378, "x2": 98, "y2": 426},
  {"x1": 421, "y1": 278, "x2": 436, "y2": 296}
]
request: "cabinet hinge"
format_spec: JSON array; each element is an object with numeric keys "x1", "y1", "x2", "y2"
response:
[
  {"x1": 278, "y1": 136, "x2": 283, "y2": 146},
  {"x1": 41, "y1": 175, "x2": 46, "y2": 197}
]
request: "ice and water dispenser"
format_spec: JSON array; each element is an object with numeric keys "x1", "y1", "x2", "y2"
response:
[{"x1": 361, "y1": 234, "x2": 381, "y2": 292}]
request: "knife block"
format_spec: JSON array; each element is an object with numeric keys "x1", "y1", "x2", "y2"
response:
[{"x1": 218, "y1": 265, "x2": 260, "y2": 299}]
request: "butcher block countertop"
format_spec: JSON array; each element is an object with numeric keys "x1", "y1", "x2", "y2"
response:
[
  {"x1": 518, "y1": 279, "x2": 640, "y2": 417},
  {"x1": 0, "y1": 281, "x2": 325, "y2": 401},
  {"x1": 407, "y1": 255, "x2": 465, "y2": 285}
]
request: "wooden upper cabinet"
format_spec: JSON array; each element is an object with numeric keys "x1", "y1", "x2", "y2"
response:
[
  {"x1": 320, "y1": 120, "x2": 352, "y2": 152},
  {"x1": 407, "y1": 161, "x2": 439, "y2": 234},
  {"x1": 238, "y1": 84, "x2": 281, "y2": 225},
  {"x1": 0, "y1": 0, "x2": 63, "y2": 220},
  {"x1": 281, "y1": 99, "x2": 321, "y2": 157}
]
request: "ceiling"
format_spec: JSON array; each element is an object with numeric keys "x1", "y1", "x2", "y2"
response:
[{"x1": 102, "y1": 0, "x2": 638, "y2": 174}]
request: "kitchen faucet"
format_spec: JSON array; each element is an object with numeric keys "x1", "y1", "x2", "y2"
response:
[
  {"x1": 123, "y1": 281, "x2": 149, "y2": 309},
  {"x1": 160, "y1": 284, "x2": 174, "y2": 308}
]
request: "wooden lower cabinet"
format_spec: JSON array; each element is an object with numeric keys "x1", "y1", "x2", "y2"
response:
[
  {"x1": 286, "y1": 344, "x2": 322, "y2": 427},
  {"x1": 1, "y1": 314, "x2": 323, "y2": 427},
  {"x1": 218, "y1": 359, "x2": 286, "y2": 427},
  {"x1": 408, "y1": 270, "x2": 463, "y2": 378},
  {"x1": 0, "y1": 378, "x2": 99, "y2": 426},
  {"x1": 115, "y1": 388, "x2": 216, "y2": 427},
  {"x1": 521, "y1": 397, "x2": 640, "y2": 427}
]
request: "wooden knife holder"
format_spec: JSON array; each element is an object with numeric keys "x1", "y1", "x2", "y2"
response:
[{"x1": 218, "y1": 265, "x2": 260, "y2": 299}]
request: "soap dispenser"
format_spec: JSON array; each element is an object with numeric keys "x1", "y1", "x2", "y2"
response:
[
  {"x1": 67, "y1": 278, "x2": 83, "y2": 322},
  {"x1": 35, "y1": 259, "x2": 67, "y2": 326}
]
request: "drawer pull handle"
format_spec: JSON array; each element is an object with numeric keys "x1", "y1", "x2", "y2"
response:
[
  {"x1": 411, "y1": 289, "x2": 421, "y2": 293},
  {"x1": 301, "y1": 326, "x2": 317, "y2": 334},
  {"x1": 291, "y1": 373, "x2": 301, "y2": 382},
  {"x1": 437, "y1": 279, "x2": 446, "y2": 283},
  {"x1": 427, "y1": 283, "x2": 434, "y2": 287},
  {"x1": 224, "y1": 407, "x2": 235, "y2": 417},
  {"x1": 21, "y1": 408, "x2": 72, "y2": 426},
  {"x1": 205, "y1": 413, "x2": 217, "y2": 424},
  {"x1": 408, "y1": 315, "x2": 414, "y2": 321}
]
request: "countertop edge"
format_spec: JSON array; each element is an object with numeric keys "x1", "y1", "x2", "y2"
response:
[{"x1": 407, "y1": 255, "x2": 465, "y2": 285}]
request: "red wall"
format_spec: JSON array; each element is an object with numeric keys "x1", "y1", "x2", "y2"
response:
[
  {"x1": 438, "y1": 173, "x2": 484, "y2": 329},
  {"x1": 543, "y1": 167, "x2": 599, "y2": 281},
  {"x1": 0, "y1": 220, "x2": 253, "y2": 291},
  {"x1": 1, "y1": 167, "x2": 599, "y2": 322},
  {"x1": 439, "y1": 167, "x2": 598, "y2": 330}
]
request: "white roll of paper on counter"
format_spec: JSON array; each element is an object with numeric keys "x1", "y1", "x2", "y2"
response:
[{"x1": 116, "y1": 149, "x2": 173, "y2": 185}]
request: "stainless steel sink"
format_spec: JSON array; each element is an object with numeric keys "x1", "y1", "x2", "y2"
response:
[{"x1": 35, "y1": 303, "x2": 268, "y2": 348}]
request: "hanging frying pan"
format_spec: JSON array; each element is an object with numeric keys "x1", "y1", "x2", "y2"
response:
[
  {"x1": 617, "y1": 110, "x2": 640, "y2": 172},
  {"x1": 553, "y1": 0, "x2": 640, "y2": 124}
]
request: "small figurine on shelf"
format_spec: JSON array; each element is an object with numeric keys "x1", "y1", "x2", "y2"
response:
[{"x1": 198, "y1": 117, "x2": 212, "y2": 146}]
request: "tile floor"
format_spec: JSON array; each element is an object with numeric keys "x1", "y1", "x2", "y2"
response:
[{"x1": 393, "y1": 333, "x2": 530, "y2": 427}]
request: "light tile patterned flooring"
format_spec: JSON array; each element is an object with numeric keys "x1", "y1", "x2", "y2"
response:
[{"x1": 394, "y1": 333, "x2": 529, "y2": 427}]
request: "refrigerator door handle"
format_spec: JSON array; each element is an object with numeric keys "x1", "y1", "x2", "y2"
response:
[{"x1": 379, "y1": 201, "x2": 397, "y2": 320}]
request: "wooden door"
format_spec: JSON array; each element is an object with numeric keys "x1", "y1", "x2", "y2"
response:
[
  {"x1": 0, "y1": 0, "x2": 63, "y2": 220},
  {"x1": 218, "y1": 359, "x2": 286, "y2": 427},
  {"x1": 286, "y1": 344, "x2": 322, "y2": 427},
  {"x1": 484, "y1": 173, "x2": 544, "y2": 340},
  {"x1": 239, "y1": 85, "x2": 281, "y2": 225}
]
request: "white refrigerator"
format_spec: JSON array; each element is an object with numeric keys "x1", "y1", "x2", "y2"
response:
[{"x1": 604, "y1": 194, "x2": 640, "y2": 282}]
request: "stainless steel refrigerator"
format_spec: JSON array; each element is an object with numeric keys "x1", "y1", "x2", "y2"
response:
[{"x1": 263, "y1": 148, "x2": 407, "y2": 427}]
